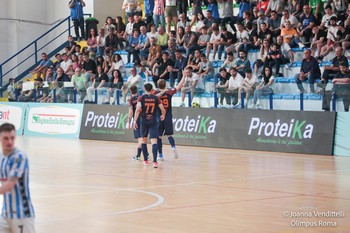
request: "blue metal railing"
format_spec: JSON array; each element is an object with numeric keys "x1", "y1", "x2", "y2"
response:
[{"x1": 0, "y1": 14, "x2": 91, "y2": 96}]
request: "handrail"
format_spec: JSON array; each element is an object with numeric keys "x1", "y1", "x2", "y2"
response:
[{"x1": 0, "y1": 14, "x2": 91, "y2": 96}]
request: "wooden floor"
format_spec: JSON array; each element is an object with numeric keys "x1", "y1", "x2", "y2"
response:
[{"x1": 3, "y1": 136, "x2": 350, "y2": 233}]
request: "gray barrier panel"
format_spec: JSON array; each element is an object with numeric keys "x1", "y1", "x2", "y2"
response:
[{"x1": 80, "y1": 105, "x2": 336, "y2": 155}]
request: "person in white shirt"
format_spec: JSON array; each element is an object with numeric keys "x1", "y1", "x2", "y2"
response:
[
  {"x1": 225, "y1": 67, "x2": 244, "y2": 107},
  {"x1": 121, "y1": 67, "x2": 143, "y2": 103},
  {"x1": 180, "y1": 67, "x2": 199, "y2": 107},
  {"x1": 234, "y1": 68, "x2": 257, "y2": 108},
  {"x1": 206, "y1": 26, "x2": 221, "y2": 60},
  {"x1": 280, "y1": 10, "x2": 299, "y2": 29},
  {"x1": 320, "y1": 5, "x2": 337, "y2": 29}
]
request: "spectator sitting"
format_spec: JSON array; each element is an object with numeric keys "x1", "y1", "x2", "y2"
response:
[
  {"x1": 123, "y1": 15, "x2": 134, "y2": 41},
  {"x1": 226, "y1": 23, "x2": 248, "y2": 54},
  {"x1": 294, "y1": 49, "x2": 321, "y2": 93},
  {"x1": 168, "y1": 49, "x2": 187, "y2": 86},
  {"x1": 182, "y1": 25, "x2": 198, "y2": 58},
  {"x1": 152, "y1": 51, "x2": 174, "y2": 87},
  {"x1": 322, "y1": 61, "x2": 350, "y2": 112},
  {"x1": 67, "y1": 35, "x2": 77, "y2": 56},
  {"x1": 144, "y1": 37, "x2": 162, "y2": 69},
  {"x1": 180, "y1": 67, "x2": 199, "y2": 107},
  {"x1": 320, "y1": 5, "x2": 338, "y2": 29},
  {"x1": 250, "y1": 66, "x2": 275, "y2": 109},
  {"x1": 297, "y1": 5, "x2": 316, "y2": 45},
  {"x1": 81, "y1": 53, "x2": 97, "y2": 83},
  {"x1": 109, "y1": 54, "x2": 126, "y2": 79},
  {"x1": 276, "y1": 35, "x2": 295, "y2": 67},
  {"x1": 234, "y1": 68, "x2": 257, "y2": 108},
  {"x1": 157, "y1": 26, "x2": 169, "y2": 50},
  {"x1": 60, "y1": 53, "x2": 74, "y2": 76},
  {"x1": 177, "y1": 13, "x2": 190, "y2": 30},
  {"x1": 44, "y1": 67, "x2": 55, "y2": 83},
  {"x1": 166, "y1": 39, "x2": 177, "y2": 61},
  {"x1": 126, "y1": 29, "x2": 141, "y2": 63},
  {"x1": 104, "y1": 27, "x2": 119, "y2": 56},
  {"x1": 225, "y1": 67, "x2": 244, "y2": 107},
  {"x1": 233, "y1": 50, "x2": 251, "y2": 77},
  {"x1": 269, "y1": 10, "x2": 281, "y2": 40},
  {"x1": 335, "y1": 21, "x2": 350, "y2": 54},
  {"x1": 197, "y1": 54, "x2": 214, "y2": 90},
  {"x1": 105, "y1": 69, "x2": 124, "y2": 104},
  {"x1": 132, "y1": 12, "x2": 147, "y2": 32},
  {"x1": 196, "y1": 26, "x2": 210, "y2": 51},
  {"x1": 34, "y1": 77, "x2": 49, "y2": 102},
  {"x1": 121, "y1": 67, "x2": 143, "y2": 103},
  {"x1": 52, "y1": 53, "x2": 62, "y2": 71},
  {"x1": 7, "y1": 78, "x2": 16, "y2": 102},
  {"x1": 72, "y1": 67, "x2": 88, "y2": 103},
  {"x1": 137, "y1": 26, "x2": 150, "y2": 63},
  {"x1": 186, "y1": 49, "x2": 201, "y2": 73},
  {"x1": 264, "y1": 43, "x2": 283, "y2": 76},
  {"x1": 195, "y1": 12, "x2": 206, "y2": 33},
  {"x1": 40, "y1": 80, "x2": 66, "y2": 103},
  {"x1": 316, "y1": 16, "x2": 338, "y2": 61},
  {"x1": 221, "y1": 51, "x2": 235, "y2": 69},
  {"x1": 206, "y1": 26, "x2": 221, "y2": 60},
  {"x1": 86, "y1": 65, "x2": 109, "y2": 103},
  {"x1": 280, "y1": 10, "x2": 299, "y2": 29},
  {"x1": 309, "y1": 26, "x2": 326, "y2": 57},
  {"x1": 30, "y1": 53, "x2": 53, "y2": 79},
  {"x1": 217, "y1": 27, "x2": 236, "y2": 60},
  {"x1": 215, "y1": 68, "x2": 231, "y2": 108}
]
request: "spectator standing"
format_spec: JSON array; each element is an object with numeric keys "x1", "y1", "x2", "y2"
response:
[{"x1": 69, "y1": 0, "x2": 86, "y2": 41}]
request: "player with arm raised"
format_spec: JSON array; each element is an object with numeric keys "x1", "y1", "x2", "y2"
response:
[
  {"x1": 156, "y1": 78, "x2": 185, "y2": 160},
  {"x1": 134, "y1": 83, "x2": 166, "y2": 168}
]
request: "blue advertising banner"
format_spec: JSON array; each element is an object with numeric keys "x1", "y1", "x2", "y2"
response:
[
  {"x1": 0, "y1": 102, "x2": 27, "y2": 135},
  {"x1": 334, "y1": 112, "x2": 350, "y2": 156},
  {"x1": 24, "y1": 103, "x2": 84, "y2": 138}
]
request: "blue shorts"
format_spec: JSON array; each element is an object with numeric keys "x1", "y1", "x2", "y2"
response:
[
  {"x1": 140, "y1": 119, "x2": 159, "y2": 139},
  {"x1": 158, "y1": 116, "x2": 174, "y2": 136},
  {"x1": 133, "y1": 120, "x2": 141, "y2": 139}
]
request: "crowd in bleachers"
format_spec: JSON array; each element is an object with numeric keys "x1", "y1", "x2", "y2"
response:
[{"x1": 7, "y1": 0, "x2": 350, "y2": 110}]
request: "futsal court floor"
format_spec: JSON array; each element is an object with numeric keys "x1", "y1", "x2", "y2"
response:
[{"x1": 2, "y1": 136, "x2": 350, "y2": 233}]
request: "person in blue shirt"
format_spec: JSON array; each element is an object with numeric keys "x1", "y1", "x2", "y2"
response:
[
  {"x1": 29, "y1": 53, "x2": 53, "y2": 79},
  {"x1": 69, "y1": 0, "x2": 86, "y2": 41}
]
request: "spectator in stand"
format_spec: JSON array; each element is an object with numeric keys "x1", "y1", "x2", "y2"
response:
[
  {"x1": 52, "y1": 53, "x2": 62, "y2": 71},
  {"x1": 217, "y1": 0, "x2": 234, "y2": 31},
  {"x1": 169, "y1": 49, "x2": 187, "y2": 86},
  {"x1": 187, "y1": 49, "x2": 201, "y2": 73},
  {"x1": 86, "y1": 65, "x2": 109, "y2": 103},
  {"x1": 269, "y1": 10, "x2": 281, "y2": 40},
  {"x1": 276, "y1": 35, "x2": 295, "y2": 67},
  {"x1": 176, "y1": 26, "x2": 185, "y2": 49},
  {"x1": 280, "y1": 20, "x2": 304, "y2": 48},
  {"x1": 96, "y1": 28, "x2": 106, "y2": 56},
  {"x1": 250, "y1": 66, "x2": 275, "y2": 109},
  {"x1": 122, "y1": 67, "x2": 143, "y2": 103},
  {"x1": 105, "y1": 27, "x2": 119, "y2": 56},
  {"x1": 126, "y1": 29, "x2": 141, "y2": 63},
  {"x1": 101, "y1": 17, "x2": 116, "y2": 35},
  {"x1": 332, "y1": 0, "x2": 347, "y2": 21},
  {"x1": 145, "y1": 37, "x2": 162, "y2": 69},
  {"x1": 221, "y1": 51, "x2": 235, "y2": 69},
  {"x1": 144, "y1": 0, "x2": 155, "y2": 25},
  {"x1": 318, "y1": 47, "x2": 348, "y2": 90},
  {"x1": 264, "y1": 43, "x2": 283, "y2": 76},
  {"x1": 309, "y1": 0, "x2": 323, "y2": 23},
  {"x1": 133, "y1": 12, "x2": 147, "y2": 32},
  {"x1": 241, "y1": 11, "x2": 252, "y2": 27},
  {"x1": 217, "y1": 27, "x2": 235, "y2": 60},
  {"x1": 204, "y1": 10, "x2": 216, "y2": 30},
  {"x1": 297, "y1": 5, "x2": 316, "y2": 45},
  {"x1": 234, "y1": 68, "x2": 257, "y2": 108},
  {"x1": 69, "y1": 0, "x2": 85, "y2": 41},
  {"x1": 114, "y1": 16, "x2": 126, "y2": 49},
  {"x1": 183, "y1": 25, "x2": 198, "y2": 58},
  {"x1": 177, "y1": 13, "x2": 190, "y2": 30},
  {"x1": 224, "y1": 67, "x2": 244, "y2": 107},
  {"x1": 60, "y1": 53, "x2": 74, "y2": 76},
  {"x1": 195, "y1": 12, "x2": 206, "y2": 33},
  {"x1": 206, "y1": 26, "x2": 221, "y2": 60},
  {"x1": 123, "y1": 15, "x2": 134, "y2": 41},
  {"x1": 122, "y1": 0, "x2": 141, "y2": 18},
  {"x1": 86, "y1": 28, "x2": 98, "y2": 57},
  {"x1": 215, "y1": 68, "x2": 231, "y2": 107},
  {"x1": 152, "y1": 51, "x2": 174, "y2": 87},
  {"x1": 280, "y1": 10, "x2": 299, "y2": 29},
  {"x1": 82, "y1": 53, "x2": 97, "y2": 83},
  {"x1": 105, "y1": 69, "x2": 124, "y2": 104},
  {"x1": 157, "y1": 26, "x2": 169, "y2": 50},
  {"x1": 102, "y1": 55, "x2": 112, "y2": 74},
  {"x1": 109, "y1": 54, "x2": 126, "y2": 78},
  {"x1": 178, "y1": 0, "x2": 188, "y2": 19},
  {"x1": 197, "y1": 54, "x2": 214, "y2": 89},
  {"x1": 265, "y1": 0, "x2": 283, "y2": 16},
  {"x1": 233, "y1": 50, "x2": 251, "y2": 77},
  {"x1": 7, "y1": 78, "x2": 16, "y2": 102},
  {"x1": 335, "y1": 21, "x2": 350, "y2": 52},
  {"x1": 322, "y1": 61, "x2": 350, "y2": 112},
  {"x1": 197, "y1": 26, "x2": 211, "y2": 51},
  {"x1": 345, "y1": 4, "x2": 350, "y2": 28},
  {"x1": 226, "y1": 23, "x2": 248, "y2": 54},
  {"x1": 166, "y1": 39, "x2": 177, "y2": 61},
  {"x1": 34, "y1": 77, "x2": 49, "y2": 102},
  {"x1": 44, "y1": 67, "x2": 55, "y2": 83},
  {"x1": 18, "y1": 80, "x2": 34, "y2": 102},
  {"x1": 30, "y1": 53, "x2": 53, "y2": 79},
  {"x1": 72, "y1": 67, "x2": 87, "y2": 102},
  {"x1": 153, "y1": 0, "x2": 165, "y2": 28},
  {"x1": 309, "y1": 26, "x2": 326, "y2": 57},
  {"x1": 41, "y1": 80, "x2": 66, "y2": 103},
  {"x1": 180, "y1": 67, "x2": 199, "y2": 107},
  {"x1": 316, "y1": 16, "x2": 338, "y2": 61},
  {"x1": 288, "y1": 0, "x2": 304, "y2": 19},
  {"x1": 164, "y1": 0, "x2": 178, "y2": 34},
  {"x1": 320, "y1": 5, "x2": 337, "y2": 29},
  {"x1": 257, "y1": 0, "x2": 269, "y2": 13},
  {"x1": 294, "y1": 49, "x2": 321, "y2": 93},
  {"x1": 71, "y1": 54, "x2": 80, "y2": 71},
  {"x1": 257, "y1": 11, "x2": 270, "y2": 34},
  {"x1": 207, "y1": 0, "x2": 219, "y2": 20},
  {"x1": 137, "y1": 26, "x2": 150, "y2": 63},
  {"x1": 258, "y1": 22, "x2": 273, "y2": 45},
  {"x1": 190, "y1": 0, "x2": 203, "y2": 27},
  {"x1": 244, "y1": 22, "x2": 259, "y2": 51}
]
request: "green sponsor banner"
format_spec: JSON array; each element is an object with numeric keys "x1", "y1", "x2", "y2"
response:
[
  {"x1": 79, "y1": 105, "x2": 336, "y2": 155},
  {"x1": 334, "y1": 112, "x2": 350, "y2": 156},
  {"x1": 79, "y1": 105, "x2": 135, "y2": 141}
]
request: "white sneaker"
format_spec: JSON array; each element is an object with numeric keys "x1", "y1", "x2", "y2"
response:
[
  {"x1": 248, "y1": 104, "x2": 256, "y2": 109},
  {"x1": 179, "y1": 102, "x2": 185, "y2": 107},
  {"x1": 233, "y1": 102, "x2": 241, "y2": 108},
  {"x1": 173, "y1": 148, "x2": 179, "y2": 159}
]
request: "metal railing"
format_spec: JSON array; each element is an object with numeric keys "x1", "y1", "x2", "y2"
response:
[{"x1": 0, "y1": 14, "x2": 91, "y2": 97}]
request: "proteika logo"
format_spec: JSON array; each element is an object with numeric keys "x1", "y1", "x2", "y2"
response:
[
  {"x1": 172, "y1": 115, "x2": 216, "y2": 134},
  {"x1": 85, "y1": 111, "x2": 128, "y2": 129},
  {"x1": 248, "y1": 117, "x2": 314, "y2": 139}
]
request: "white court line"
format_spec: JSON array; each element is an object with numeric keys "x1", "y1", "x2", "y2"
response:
[{"x1": 35, "y1": 187, "x2": 164, "y2": 225}]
